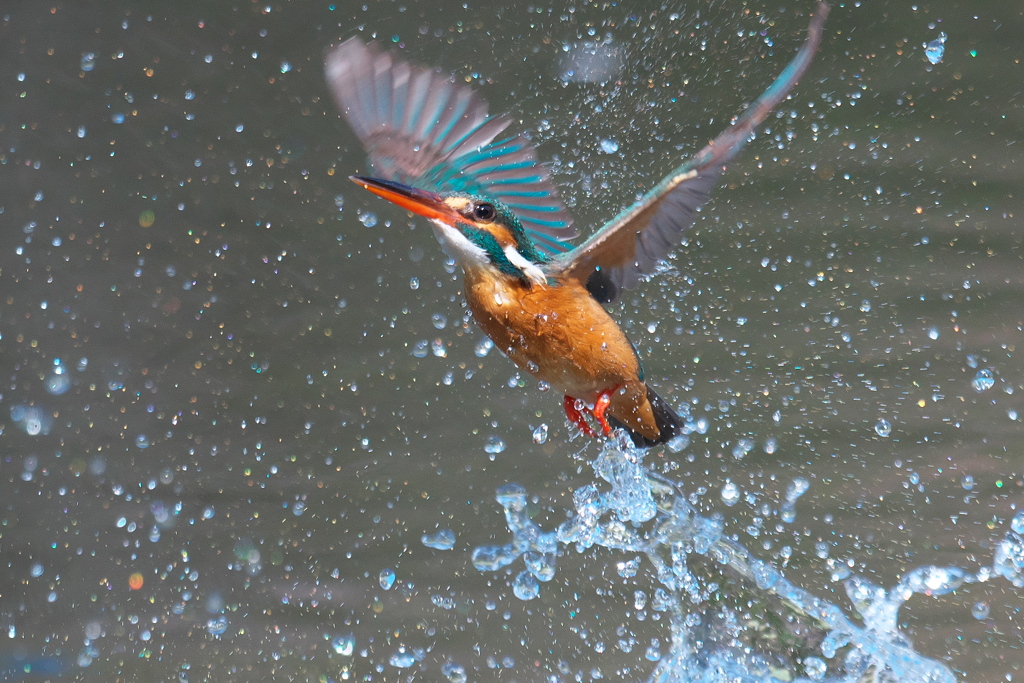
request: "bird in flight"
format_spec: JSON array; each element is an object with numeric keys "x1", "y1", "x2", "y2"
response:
[{"x1": 326, "y1": 2, "x2": 828, "y2": 446}]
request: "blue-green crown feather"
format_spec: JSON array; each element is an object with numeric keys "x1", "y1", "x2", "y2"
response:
[{"x1": 326, "y1": 38, "x2": 577, "y2": 256}]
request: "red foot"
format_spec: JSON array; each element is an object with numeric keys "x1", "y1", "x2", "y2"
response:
[
  {"x1": 593, "y1": 389, "x2": 614, "y2": 436},
  {"x1": 563, "y1": 386, "x2": 619, "y2": 438},
  {"x1": 563, "y1": 395, "x2": 597, "y2": 438}
]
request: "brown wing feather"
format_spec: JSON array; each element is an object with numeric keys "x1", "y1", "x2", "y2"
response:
[
  {"x1": 325, "y1": 38, "x2": 578, "y2": 252},
  {"x1": 549, "y1": 1, "x2": 829, "y2": 302}
]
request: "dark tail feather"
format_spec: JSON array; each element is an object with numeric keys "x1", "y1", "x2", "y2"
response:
[{"x1": 609, "y1": 386, "x2": 685, "y2": 448}]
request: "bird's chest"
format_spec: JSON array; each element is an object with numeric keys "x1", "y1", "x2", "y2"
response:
[{"x1": 462, "y1": 271, "x2": 631, "y2": 394}]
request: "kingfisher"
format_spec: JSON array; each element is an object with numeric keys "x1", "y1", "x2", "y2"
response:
[{"x1": 326, "y1": 3, "x2": 828, "y2": 446}]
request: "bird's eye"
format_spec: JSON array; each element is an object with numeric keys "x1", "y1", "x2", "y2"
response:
[{"x1": 473, "y1": 203, "x2": 496, "y2": 221}]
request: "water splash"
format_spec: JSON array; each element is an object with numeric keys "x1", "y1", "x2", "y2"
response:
[{"x1": 473, "y1": 440, "x2": 1020, "y2": 682}]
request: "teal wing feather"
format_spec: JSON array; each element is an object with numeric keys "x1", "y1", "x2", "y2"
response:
[
  {"x1": 549, "y1": 1, "x2": 829, "y2": 302},
  {"x1": 325, "y1": 38, "x2": 577, "y2": 255}
]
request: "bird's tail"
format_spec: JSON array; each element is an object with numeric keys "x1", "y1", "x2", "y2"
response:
[{"x1": 610, "y1": 386, "x2": 685, "y2": 448}]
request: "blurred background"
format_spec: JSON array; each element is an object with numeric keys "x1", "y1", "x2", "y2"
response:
[{"x1": 0, "y1": 0, "x2": 1021, "y2": 680}]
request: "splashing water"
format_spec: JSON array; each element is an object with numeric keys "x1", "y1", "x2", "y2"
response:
[{"x1": 472, "y1": 439, "x2": 1021, "y2": 682}]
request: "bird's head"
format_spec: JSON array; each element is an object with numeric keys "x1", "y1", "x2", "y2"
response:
[{"x1": 350, "y1": 176, "x2": 549, "y2": 286}]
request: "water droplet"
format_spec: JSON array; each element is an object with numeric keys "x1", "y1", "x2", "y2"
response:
[
  {"x1": 874, "y1": 419, "x2": 892, "y2": 437},
  {"x1": 599, "y1": 138, "x2": 619, "y2": 154},
  {"x1": 431, "y1": 313, "x2": 447, "y2": 329},
  {"x1": 780, "y1": 505, "x2": 797, "y2": 524},
  {"x1": 927, "y1": 327, "x2": 940, "y2": 340},
  {"x1": 731, "y1": 437, "x2": 753, "y2": 459},
  {"x1": 80, "y1": 52, "x2": 96, "y2": 72},
  {"x1": 441, "y1": 661, "x2": 467, "y2": 683},
  {"x1": 421, "y1": 529, "x2": 456, "y2": 550},
  {"x1": 616, "y1": 557, "x2": 640, "y2": 578},
  {"x1": 971, "y1": 601, "x2": 990, "y2": 620},
  {"x1": 46, "y1": 374, "x2": 70, "y2": 395},
  {"x1": 860, "y1": 299, "x2": 871, "y2": 312},
  {"x1": 484, "y1": 436, "x2": 506, "y2": 454},
  {"x1": 474, "y1": 337, "x2": 493, "y2": 357},
  {"x1": 331, "y1": 633, "x2": 355, "y2": 656},
  {"x1": 720, "y1": 481, "x2": 740, "y2": 506},
  {"x1": 88, "y1": 456, "x2": 106, "y2": 479},
  {"x1": 358, "y1": 211, "x2": 378, "y2": 227},
  {"x1": 206, "y1": 615, "x2": 228, "y2": 636},
  {"x1": 666, "y1": 434, "x2": 689, "y2": 452},
  {"x1": 379, "y1": 567, "x2": 396, "y2": 590},
  {"x1": 111, "y1": 112, "x2": 125, "y2": 124},
  {"x1": 279, "y1": 61, "x2": 291, "y2": 73},
  {"x1": 786, "y1": 478, "x2": 810, "y2": 502},
  {"x1": 512, "y1": 569, "x2": 540, "y2": 600},
  {"x1": 77, "y1": 646, "x2": 98, "y2": 667},
  {"x1": 77, "y1": 125, "x2": 87, "y2": 138},
  {"x1": 925, "y1": 31, "x2": 947, "y2": 65},
  {"x1": 532, "y1": 424, "x2": 548, "y2": 444},
  {"x1": 971, "y1": 368, "x2": 995, "y2": 392},
  {"x1": 389, "y1": 650, "x2": 416, "y2": 668},
  {"x1": 15, "y1": 405, "x2": 51, "y2": 436},
  {"x1": 135, "y1": 434, "x2": 150, "y2": 449}
]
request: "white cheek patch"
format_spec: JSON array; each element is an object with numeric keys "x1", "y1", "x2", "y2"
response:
[
  {"x1": 430, "y1": 219, "x2": 489, "y2": 267},
  {"x1": 429, "y1": 219, "x2": 547, "y2": 286},
  {"x1": 503, "y1": 245, "x2": 547, "y2": 286}
]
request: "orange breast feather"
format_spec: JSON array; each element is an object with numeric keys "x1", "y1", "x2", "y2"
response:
[{"x1": 463, "y1": 269, "x2": 660, "y2": 438}]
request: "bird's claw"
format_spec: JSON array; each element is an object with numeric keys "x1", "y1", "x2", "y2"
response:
[
  {"x1": 563, "y1": 395, "x2": 597, "y2": 438},
  {"x1": 563, "y1": 387, "x2": 618, "y2": 438},
  {"x1": 592, "y1": 389, "x2": 613, "y2": 436}
]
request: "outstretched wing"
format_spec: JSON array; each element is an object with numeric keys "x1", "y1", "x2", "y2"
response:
[
  {"x1": 325, "y1": 38, "x2": 577, "y2": 255},
  {"x1": 549, "y1": 1, "x2": 829, "y2": 302}
]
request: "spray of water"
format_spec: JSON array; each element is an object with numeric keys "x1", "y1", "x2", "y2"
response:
[{"x1": 473, "y1": 435, "x2": 1024, "y2": 682}]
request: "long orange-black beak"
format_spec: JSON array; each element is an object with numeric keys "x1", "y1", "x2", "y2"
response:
[{"x1": 350, "y1": 176, "x2": 457, "y2": 224}]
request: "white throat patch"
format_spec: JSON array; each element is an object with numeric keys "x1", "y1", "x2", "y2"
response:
[
  {"x1": 430, "y1": 219, "x2": 547, "y2": 286},
  {"x1": 429, "y1": 219, "x2": 489, "y2": 267}
]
